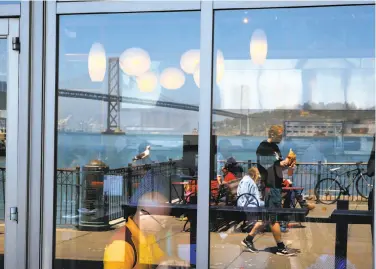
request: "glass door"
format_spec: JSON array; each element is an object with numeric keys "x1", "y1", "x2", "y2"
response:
[{"x1": 0, "y1": 18, "x2": 19, "y2": 269}]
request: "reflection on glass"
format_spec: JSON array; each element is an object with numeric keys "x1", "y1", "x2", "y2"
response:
[
  {"x1": 55, "y1": 12, "x2": 200, "y2": 269},
  {"x1": 0, "y1": 39, "x2": 7, "y2": 267},
  {"x1": 0, "y1": 1, "x2": 20, "y2": 4},
  {"x1": 211, "y1": 5, "x2": 375, "y2": 268}
]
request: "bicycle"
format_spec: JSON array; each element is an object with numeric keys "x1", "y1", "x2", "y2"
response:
[{"x1": 314, "y1": 161, "x2": 374, "y2": 205}]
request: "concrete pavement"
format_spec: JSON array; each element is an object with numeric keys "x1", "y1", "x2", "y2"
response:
[{"x1": 0, "y1": 202, "x2": 373, "y2": 268}]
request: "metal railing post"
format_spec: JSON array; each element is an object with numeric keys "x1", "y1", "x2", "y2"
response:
[
  {"x1": 169, "y1": 158, "x2": 172, "y2": 203},
  {"x1": 316, "y1": 161, "x2": 322, "y2": 204},
  {"x1": 1, "y1": 169, "x2": 5, "y2": 220},
  {"x1": 123, "y1": 172, "x2": 126, "y2": 205},
  {"x1": 127, "y1": 163, "x2": 133, "y2": 202},
  {"x1": 75, "y1": 166, "x2": 80, "y2": 226}
]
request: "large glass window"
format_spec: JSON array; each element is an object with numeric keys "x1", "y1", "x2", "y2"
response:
[
  {"x1": 55, "y1": 12, "x2": 200, "y2": 268},
  {"x1": 210, "y1": 5, "x2": 375, "y2": 268}
]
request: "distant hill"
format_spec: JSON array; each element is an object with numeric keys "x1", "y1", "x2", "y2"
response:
[{"x1": 214, "y1": 108, "x2": 375, "y2": 136}]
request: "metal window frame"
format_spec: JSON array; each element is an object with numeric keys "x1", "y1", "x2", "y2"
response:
[
  {"x1": 45, "y1": 1, "x2": 206, "y2": 269},
  {"x1": 39, "y1": 1, "x2": 376, "y2": 269},
  {"x1": 0, "y1": 3, "x2": 20, "y2": 18},
  {"x1": 27, "y1": 1, "x2": 46, "y2": 269},
  {"x1": 197, "y1": 1, "x2": 213, "y2": 267},
  {"x1": 18, "y1": 2, "x2": 31, "y2": 269},
  {"x1": 3, "y1": 17, "x2": 20, "y2": 269},
  {"x1": 56, "y1": 1, "x2": 200, "y2": 14},
  {"x1": 213, "y1": 0, "x2": 375, "y2": 10},
  {"x1": 42, "y1": 2, "x2": 57, "y2": 269}
]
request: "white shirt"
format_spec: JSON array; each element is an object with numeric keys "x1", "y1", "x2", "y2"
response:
[{"x1": 237, "y1": 175, "x2": 264, "y2": 207}]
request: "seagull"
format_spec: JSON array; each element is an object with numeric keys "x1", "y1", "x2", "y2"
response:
[{"x1": 132, "y1": 145, "x2": 151, "y2": 162}]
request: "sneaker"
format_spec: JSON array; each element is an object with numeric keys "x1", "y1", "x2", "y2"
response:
[
  {"x1": 241, "y1": 239, "x2": 258, "y2": 253},
  {"x1": 276, "y1": 247, "x2": 298, "y2": 256}
]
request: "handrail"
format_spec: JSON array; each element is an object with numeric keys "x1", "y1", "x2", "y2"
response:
[
  {"x1": 57, "y1": 167, "x2": 77, "y2": 172},
  {"x1": 218, "y1": 160, "x2": 368, "y2": 165}
]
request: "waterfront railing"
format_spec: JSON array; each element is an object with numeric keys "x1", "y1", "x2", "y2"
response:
[{"x1": 0, "y1": 161, "x2": 372, "y2": 225}]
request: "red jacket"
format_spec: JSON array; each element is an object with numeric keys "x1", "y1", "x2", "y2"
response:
[{"x1": 224, "y1": 172, "x2": 236, "y2": 183}]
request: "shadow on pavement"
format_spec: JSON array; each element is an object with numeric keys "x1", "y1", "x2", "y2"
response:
[{"x1": 261, "y1": 246, "x2": 301, "y2": 255}]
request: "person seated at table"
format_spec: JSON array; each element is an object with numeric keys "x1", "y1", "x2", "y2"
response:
[
  {"x1": 214, "y1": 159, "x2": 242, "y2": 204},
  {"x1": 282, "y1": 179, "x2": 315, "y2": 210},
  {"x1": 184, "y1": 181, "x2": 196, "y2": 204},
  {"x1": 237, "y1": 167, "x2": 264, "y2": 207},
  {"x1": 221, "y1": 163, "x2": 237, "y2": 184}
]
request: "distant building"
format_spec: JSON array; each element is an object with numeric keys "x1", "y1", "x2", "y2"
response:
[{"x1": 284, "y1": 121, "x2": 343, "y2": 137}]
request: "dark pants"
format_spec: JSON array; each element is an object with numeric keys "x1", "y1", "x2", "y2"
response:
[
  {"x1": 265, "y1": 188, "x2": 283, "y2": 223},
  {"x1": 369, "y1": 188, "x2": 373, "y2": 242},
  {"x1": 282, "y1": 189, "x2": 305, "y2": 208}
]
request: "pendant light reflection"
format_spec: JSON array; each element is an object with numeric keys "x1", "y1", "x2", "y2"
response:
[
  {"x1": 180, "y1": 49, "x2": 200, "y2": 74},
  {"x1": 88, "y1": 42, "x2": 106, "y2": 82},
  {"x1": 193, "y1": 50, "x2": 224, "y2": 88},
  {"x1": 160, "y1": 68, "x2": 185, "y2": 90},
  {"x1": 216, "y1": 50, "x2": 225, "y2": 84},
  {"x1": 119, "y1": 48, "x2": 151, "y2": 76},
  {"x1": 136, "y1": 71, "x2": 158, "y2": 93},
  {"x1": 193, "y1": 65, "x2": 200, "y2": 88},
  {"x1": 250, "y1": 29, "x2": 268, "y2": 65}
]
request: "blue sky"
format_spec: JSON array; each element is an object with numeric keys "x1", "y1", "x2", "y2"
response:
[{"x1": 57, "y1": 5, "x2": 375, "y2": 122}]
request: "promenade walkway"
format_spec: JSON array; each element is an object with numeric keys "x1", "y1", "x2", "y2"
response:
[{"x1": 0, "y1": 202, "x2": 372, "y2": 268}]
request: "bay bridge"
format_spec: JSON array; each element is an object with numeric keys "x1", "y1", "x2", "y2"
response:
[
  {"x1": 58, "y1": 58, "x2": 245, "y2": 133},
  {"x1": 58, "y1": 89, "x2": 245, "y2": 118}
]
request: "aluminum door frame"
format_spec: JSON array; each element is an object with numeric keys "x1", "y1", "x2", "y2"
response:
[{"x1": 0, "y1": 17, "x2": 21, "y2": 269}]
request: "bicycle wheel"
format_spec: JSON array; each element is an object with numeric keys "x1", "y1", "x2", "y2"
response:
[
  {"x1": 315, "y1": 178, "x2": 342, "y2": 204},
  {"x1": 356, "y1": 174, "x2": 374, "y2": 199},
  {"x1": 235, "y1": 193, "x2": 260, "y2": 207}
]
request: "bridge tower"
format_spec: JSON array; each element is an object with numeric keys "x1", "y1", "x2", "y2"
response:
[{"x1": 104, "y1": 57, "x2": 124, "y2": 134}]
